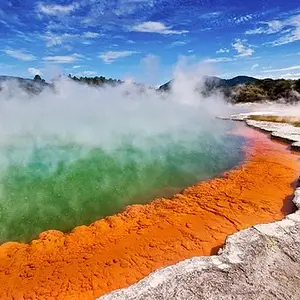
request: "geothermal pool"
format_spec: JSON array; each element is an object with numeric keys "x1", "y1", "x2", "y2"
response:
[
  {"x1": 0, "y1": 79, "x2": 245, "y2": 243},
  {"x1": 0, "y1": 120, "x2": 245, "y2": 243}
]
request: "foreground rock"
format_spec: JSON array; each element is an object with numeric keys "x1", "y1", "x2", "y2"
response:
[{"x1": 100, "y1": 188, "x2": 300, "y2": 300}]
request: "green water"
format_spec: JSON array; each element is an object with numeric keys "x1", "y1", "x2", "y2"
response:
[{"x1": 0, "y1": 125, "x2": 245, "y2": 243}]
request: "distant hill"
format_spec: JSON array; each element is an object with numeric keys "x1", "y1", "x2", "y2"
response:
[
  {"x1": 0, "y1": 75, "x2": 50, "y2": 94},
  {"x1": 158, "y1": 75, "x2": 300, "y2": 103},
  {"x1": 210, "y1": 76, "x2": 258, "y2": 87},
  {"x1": 1, "y1": 74, "x2": 299, "y2": 103},
  {"x1": 0, "y1": 74, "x2": 123, "y2": 94},
  {"x1": 158, "y1": 75, "x2": 258, "y2": 91}
]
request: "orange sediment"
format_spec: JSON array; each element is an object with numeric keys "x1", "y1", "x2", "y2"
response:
[{"x1": 0, "y1": 124, "x2": 299, "y2": 300}]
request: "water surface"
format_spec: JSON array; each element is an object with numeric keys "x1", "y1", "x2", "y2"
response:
[{"x1": 0, "y1": 119, "x2": 245, "y2": 243}]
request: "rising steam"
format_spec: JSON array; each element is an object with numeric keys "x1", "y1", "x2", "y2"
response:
[{"x1": 0, "y1": 65, "x2": 244, "y2": 243}]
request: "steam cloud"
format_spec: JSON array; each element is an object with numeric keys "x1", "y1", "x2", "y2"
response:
[{"x1": 0, "y1": 65, "x2": 244, "y2": 243}]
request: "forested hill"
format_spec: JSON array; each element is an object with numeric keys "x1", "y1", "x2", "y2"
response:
[
  {"x1": 0, "y1": 74, "x2": 122, "y2": 94},
  {"x1": 67, "y1": 74, "x2": 123, "y2": 86},
  {"x1": 158, "y1": 76, "x2": 258, "y2": 91},
  {"x1": 159, "y1": 76, "x2": 300, "y2": 103},
  {"x1": 0, "y1": 75, "x2": 50, "y2": 94},
  {"x1": 1, "y1": 73, "x2": 300, "y2": 103}
]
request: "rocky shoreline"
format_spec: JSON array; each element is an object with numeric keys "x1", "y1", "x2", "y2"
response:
[
  {"x1": 100, "y1": 117, "x2": 300, "y2": 300},
  {"x1": 223, "y1": 113, "x2": 300, "y2": 150}
]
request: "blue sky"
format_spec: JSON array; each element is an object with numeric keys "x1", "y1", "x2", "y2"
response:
[{"x1": 0, "y1": 0, "x2": 300, "y2": 85}]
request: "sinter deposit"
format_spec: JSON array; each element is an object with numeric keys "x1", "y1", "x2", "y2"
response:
[
  {"x1": 226, "y1": 112, "x2": 300, "y2": 150},
  {"x1": 100, "y1": 188, "x2": 300, "y2": 300}
]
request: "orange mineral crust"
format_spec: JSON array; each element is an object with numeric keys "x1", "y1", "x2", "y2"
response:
[{"x1": 0, "y1": 125, "x2": 299, "y2": 300}]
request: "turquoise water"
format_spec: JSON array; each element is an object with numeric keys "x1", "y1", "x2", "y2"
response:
[{"x1": 0, "y1": 120, "x2": 245, "y2": 243}]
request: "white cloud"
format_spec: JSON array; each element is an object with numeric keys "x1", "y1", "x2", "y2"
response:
[
  {"x1": 257, "y1": 71, "x2": 300, "y2": 80},
  {"x1": 279, "y1": 73, "x2": 300, "y2": 79},
  {"x1": 246, "y1": 20, "x2": 284, "y2": 35},
  {"x1": 83, "y1": 32, "x2": 100, "y2": 39},
  {"x1": 232, "y1": 39, "x2": 254, "y2": 56},
  {"x1": 251, "y1": 63, "x2": 259, "y2": 70},
  {"x1": 131, "y1": 21, "x2": 188, "y2": 35},
  {"x1": 74, "y1": 71, "x2": 97, "y2": 77},
  {"x1": 199, "y1": 11, "x2": 222, "y2": 19},
  {"x1": 46, "y1": 21, "x2": 66, "y2": 30},
  {"x1": 64, "y1": 44, "x2": 73, "y2": 51},
  {"x1": 73, "y1": 65, "x2": 82, "y2": 69},
  {"x1": 170, "y1": 41, "x2": 187, "y2": 47},
  {"x1": 188, "y1": 49, "x2": 194, "y2": 53},
  {"x1": 43, "y1": 53, "x2": 84, "y2": 64},
  {"x1": 272, "y1": 27, "x2": 300, "y2": 46},
  {"x1": 233, "y1": 14, "x2": 253, "y2": 24},
  {"x1": 42, "y1": 32, "x2": 78, "y2": 47},
  {"x1": 38, "y1": 3, "x2": 78, "y2": 15},
  {"x1": 203, "y1": 57, "x2": 236, "y2": 63},
  {"x1": 4, "y1": 49, "x2": 36, "y2": 61},
  {"x1": 82, "y1": 41, "x2": 92, "y2": 45},
  {"x1": 99, "y1": 51, "x2": 137, "y2": 64},
  {"x1": 216, "y1": 48, "x2": 229, "y2": 54},
  {"x1": 246, "y1": 13, "x2": 300, "y2": 46},
  {"x1": 28, "y1": 67, "x2": 42, "y2": 76},
  {"x1": 261, "y1": 65, "x2": 300, "y2": 73}
]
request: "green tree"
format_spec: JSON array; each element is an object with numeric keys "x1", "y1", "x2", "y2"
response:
[
  {"x1": 33, "y1": 74, "x2": 42, "y2": 81},
  {"x1": 295, "y1": 79, "x2": 300, "y2": 93}
]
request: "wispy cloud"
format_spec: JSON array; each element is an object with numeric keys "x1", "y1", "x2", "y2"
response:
[
  {"x1": 278, "y1": 73, "x2": 300, "y2": 79},
  {"x1": 73, "y1": 71, "x2": 97, "y2": 77},
  {"x1": 257, "y1": 71, "x2": 300, "y2": 80},
  {"x1": 216, "y1": 48, "x2": 229, "y2": 54},
  {"x1": 99, "y1": 50, "x2": 137, "y2": 64},
  {"x1": 42, "y1": 32, "x2": 78, "y2": 47},
  {"x1": 131, "y1": 22, "x2": 188, "y2": 35},
  {"x1": 199, "y1": 11, "x2": 222, "y2": 19},
  {"x1": 233, "y1": 14, "x2": 253, "y2": 24},
  {"x1": 232, "y1": 39, "x2": 254, "y2": 56},
  {"x1": 28, "y1": 67, "x2": 42, "y2": 76},
  {"x1": 246, "y1": 13, "x2": 300, "y2": 46},
  {"x1": 203, "y1": 57, "x2": 236, "y2": 63},
  {"x1": 4, "y1": 49, "x2": 36, "y2": 61},
  {"x1": 251, "y1": 63, "x2": 259, "y2": 70},
  {"x1": 83, "y1": 32, "x2": 100, "y2": 39},
  {"x1": 261, "y1": 65, "x2": 300, "y2": 73},
  {"x1": 43, "y1": 53, "x2": 84, "y2": 64},
  {"x1": 246, "y1": 20, "x2": 284, "y2": 35},
  {"x1": 38, "y1": 3, "x2": 79, "y2": 15},
  {"x1": 170, "y1": 41, "x2": 187, "y2": 47}
]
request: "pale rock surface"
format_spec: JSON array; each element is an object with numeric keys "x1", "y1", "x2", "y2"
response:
[{"x1": 245, "y1": 119, "x2": 300, "y2": 150}]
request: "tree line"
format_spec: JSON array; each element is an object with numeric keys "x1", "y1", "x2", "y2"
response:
[
  {"x1": 226, "y1": 78, "x2": 300, "y2": 103},
  {"x1": 67, "y1": 74, "x2": 122, "y2": 86}
]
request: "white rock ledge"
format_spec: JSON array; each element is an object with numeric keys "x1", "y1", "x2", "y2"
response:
[
  {"x1": 99, "y1": 117, "x2": 300, "y2": 300},
  {"x1": 245, "y1": 119, "x2": 300, "y2": 151}
]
